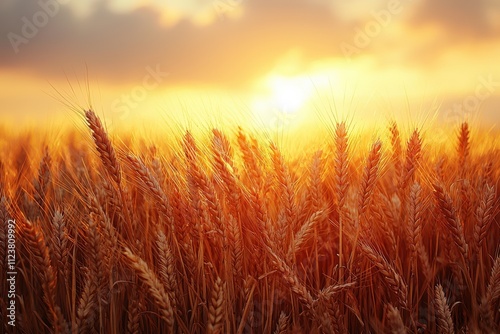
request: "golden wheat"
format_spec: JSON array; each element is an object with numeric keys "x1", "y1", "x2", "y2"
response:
[{"x1": 0, "y1": 111, "x2": 498, "y2": 333}]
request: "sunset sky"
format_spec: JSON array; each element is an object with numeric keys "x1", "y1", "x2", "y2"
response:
[{"x1": 1, "y1": 0, "x2": 499, "y2": 130}]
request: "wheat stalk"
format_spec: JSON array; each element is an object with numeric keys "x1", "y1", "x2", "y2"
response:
[
  {"x1": 3, "y1": 119, "x2": 500, "y2": 333},
  {"x1": 335, "y1": 122, "x2": 350, "y2": 283},
  {"x1": 335, "y1": 122, "x2": 349, "y2": 208}
]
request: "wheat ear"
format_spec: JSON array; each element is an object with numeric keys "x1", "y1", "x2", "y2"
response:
[
  {"x1": 237, "y1": 127, "x2": 263, "y2": 187},
  {"x1": 270, "y1": 142, "x2": 296, "y2": 246},
  {"x1": 22, "y1": 218, "x2": 67, "y2": 333},
  {"x1": 76, "y1": 214, "x2": 104, "y2": 333},
  {"x1": 358, "y1": 140, "x2": 382, "y2": 216},
  {"x1": 0, "y1": 197, "x2": 10, "y2": 273},
  {"x1": 126, "y1": 288, "x2": 144, "y2": 334},
  {"x1": 268, "y1": 247, "x2": 314, "y2": 310},
  {"x1": 76, "y1": 268, "x2": 98, "y2": 333},
  {"x1": 474, "y1": 184, "x2": 496, "y2": 250},
  {"x1": 389, "y1": 121, "x2": 403, "y2": 181},
  {"x1": 457, "y1": 123, "x2": 471, "y2": 222},
  {"x1": 479, "y1": 256, "x2": 500, "y2": 332},
  {"x1": 315, "y1": 282, "x2": 355, "y2": 334},
  {"x1": 50, "y1": 210, "x2": 70, "y2": 281},
  {"x1": 34, "y1": 147, "x2": 52, "y2": 211},
  {"x1": 400, "y1": 130, "x2": 422, "y2": 189},
  {"x1": 122, "y1": 247, "x2": 174, "y2": 330},
  {"x1": 227, "y1": 214, "x2": 244, "y2": 280},
  {"x1": 273, "y1": 312, "x2": 290, "y2": 334},
  {"x1": 125, "y1": 154, "x2": 171, "y2": 221},
  {"x1": 457, "y1": 122, "x2": 470, "y2": 175},
  {"x1": 433, "y1": 183, "x2": 469, "y2": 261},
  {"x1": 85, "y1": 109, "x2": 121, "y2": 185},
  {"x1": 434, "y1": 284, "x2": 454, "y2": 334},
  {"x1": 288, "y1": 210, "x2": 326, "y2": 260},
  {"x1": 385, "y1": 304, "x2": 406, "y2": 334},
  {"x1": 406, "y1": 182, "x2": 423, "y2": 270},
  {"x1": 306, "y1": 150, "x2": 324, "y2": 211},
  {"x1": 207, "y1": 276, "x2": 226, "y2": 334},
  {"x1": 359, "y1": 242, "x2": 408, "y2": 309},
  {"x1": 237, "y1": 276, "x2": 256, "y2": 334},
  {"x1": 156, "y1": 228, "x2": 178, "y2": 310},
  {"x1": 212, "y1": 128, "x2": 240, "y2": 213},
  {"x1": 183, "y1": 131, "x2": 224, "y2": 232}
]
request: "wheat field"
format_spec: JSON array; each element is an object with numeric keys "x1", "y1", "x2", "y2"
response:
[{"x1": 0, "y1": 110, "x2": 499, "y2": 333}]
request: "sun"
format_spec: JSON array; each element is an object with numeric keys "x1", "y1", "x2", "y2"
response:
[
  {"x1": 251, "y1": 74, "x2": 315, "y2": 128},
  {"x1": 269, "y1": 76, "x2": 312, "y2": 114}
]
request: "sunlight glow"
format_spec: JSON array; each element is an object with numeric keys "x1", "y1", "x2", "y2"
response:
[
  {"x1": 269, "y1": 76, "x2": 312, "y2": 114},
  {"x1": 250, "y1": 74, "x2": 320, "y2": 128}
]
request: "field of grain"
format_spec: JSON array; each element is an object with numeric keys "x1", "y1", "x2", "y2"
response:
[{"x1": 0, "y1": 110, "x2": 499, "y2": 333}]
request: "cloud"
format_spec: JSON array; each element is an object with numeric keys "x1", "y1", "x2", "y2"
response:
[
  {"x1": 0, "y1": 0, "x2": 347, "y2": 88},
  {"x1": 409, "y1": 0, "x2": 500, "y2": 37},
  {"x1": 0, "y1": 0, "x2": 499, "y2": 89}
]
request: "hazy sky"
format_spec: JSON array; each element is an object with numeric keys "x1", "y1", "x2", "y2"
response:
[{"x1": 1, "y1": 0, "x2": 499, "y2": 128}]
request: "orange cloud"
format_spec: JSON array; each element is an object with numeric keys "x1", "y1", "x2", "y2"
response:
[
  {"x1": 1, "y1": 0, "x2": 497, "y2": 88},
  {"x1": 1, "y1": 0, "x2": 499, "y2": 126}
]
